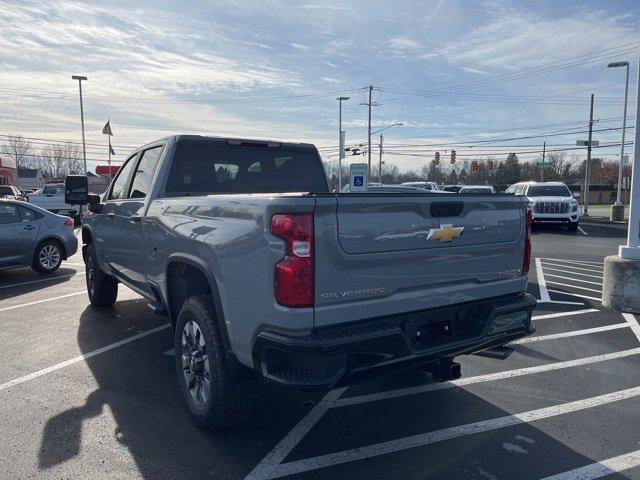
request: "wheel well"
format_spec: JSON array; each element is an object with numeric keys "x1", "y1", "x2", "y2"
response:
[
  {"x1": 37, "y1": 237, "x2": 67, "y2": 260},
  {"x1": 166, "y1": 262, "x2": 212, "y2": 324}
]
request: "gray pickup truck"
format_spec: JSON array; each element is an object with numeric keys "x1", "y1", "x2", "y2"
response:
[{"x1": 65, "y1": 135, "x2": 536, "y2": 430}]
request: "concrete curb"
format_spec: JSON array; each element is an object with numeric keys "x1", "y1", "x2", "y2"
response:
[{"x1": 602, "y1": 255, "x2": 640, "y2": 314}]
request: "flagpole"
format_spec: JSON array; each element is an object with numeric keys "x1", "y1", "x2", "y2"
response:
[{"x1": 108, "y1": 136, "x2": 112, "y2": 183}]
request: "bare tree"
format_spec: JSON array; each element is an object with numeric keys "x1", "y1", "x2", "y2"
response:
[
  {"x1": 2, "y1": 134, "x2": 33, "y2": 168},
  {"x1": 38, "y1": 142, "x2": 83, "y2": 179}
]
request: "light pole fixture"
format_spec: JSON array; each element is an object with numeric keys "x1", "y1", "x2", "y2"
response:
[
  {"x1": 371, "y1": 122, "x2": 403, "y2": 136},
  {"x1": 607, "y1": 61, "x2": 629, "y2": 210},
  {"x1": 337, "y1": 96, "x2": 350, "y2": 192},
  {"x1": 72, "y1": 75, "x2": 88, "y2": 174}
]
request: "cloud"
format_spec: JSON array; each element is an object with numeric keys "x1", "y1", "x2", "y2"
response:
[
  {"x1": 462, "y1": 67, "x2": 490, "y2": 75},
  {"x1": 439, "y1": 8, "x2": 638, "y2": 71},
  {"x1": 288, "y1": 42, "x2": 310, "y2": 50},
  {"x1": 388, "y1": 36, "x2": 423, "y2": 55}
]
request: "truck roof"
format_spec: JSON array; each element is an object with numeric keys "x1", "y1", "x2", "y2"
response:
[{"x1": 135, "y1": 135, "x2": 318, "y2": 152}]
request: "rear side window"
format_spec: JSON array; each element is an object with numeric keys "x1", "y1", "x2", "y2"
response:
[
  {"x1": 129, "y1": 146, "x2": 163, "y2": 199},
  {"x1": 18, "y1": 206, "x2": 38, "y2": 221},
  {"x1": 164, "y1": 144, "x2": 329, "y2": 196},
  {"x1": 0, "y1": 186, "x2": 13, "y2": 195},
  {"x1": 0, "y1": 204, "x2": 19, "y2": 224},
  {"x1": 43, "y1": 186, "x2": 64, "y2": 195}
]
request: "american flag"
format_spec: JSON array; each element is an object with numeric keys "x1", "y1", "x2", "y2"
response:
[
  {"x1": 109, "y1": 143, "x2": 115, "y2": 155},
  {"x1": 102, "y1": 120, "x2": 113, "y2": 136}
]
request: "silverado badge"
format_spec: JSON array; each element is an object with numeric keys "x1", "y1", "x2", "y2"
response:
[{"x1": 427, "y1": 224, "x2": 464, "y2": 242}]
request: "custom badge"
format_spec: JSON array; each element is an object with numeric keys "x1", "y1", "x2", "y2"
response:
[{"x1": 427, "y1": 224, "x2": 464, "y2": 242}]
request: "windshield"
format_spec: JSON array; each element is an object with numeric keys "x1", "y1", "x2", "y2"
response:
[
  {"x1": 527, "y1": 185, "x2": 571, "y2": 197},
  {"x1": 0, "y1": 186, "x2": 14, "y2": 195}
]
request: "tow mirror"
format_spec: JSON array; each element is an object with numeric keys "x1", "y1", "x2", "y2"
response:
[
  {"x1": 65, "y1": 175, "x2": 89, "y2": 205},
  {"x1": 572, "y1": 192, "x2": 581, "y2": 199}
]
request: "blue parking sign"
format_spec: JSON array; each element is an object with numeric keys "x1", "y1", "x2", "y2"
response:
[{"x1": 354, "y1": 176, "x2": 364, "y2": 187}]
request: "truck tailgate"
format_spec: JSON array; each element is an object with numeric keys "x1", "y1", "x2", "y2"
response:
[{"x1": 313, "y1": 194, "x2": 528, "y2": 328}]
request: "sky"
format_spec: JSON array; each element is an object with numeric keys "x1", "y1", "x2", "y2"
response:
[{"x1": 0, "y1": 0, "x2": 638, "y2": 173}]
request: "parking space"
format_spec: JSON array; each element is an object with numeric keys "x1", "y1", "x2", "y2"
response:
[{"x1": 1, "y1": 226, "x2": 640, "y2": 479}]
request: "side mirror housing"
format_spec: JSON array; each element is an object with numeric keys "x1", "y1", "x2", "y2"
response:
[
  {"x1": 572, "y1": 192, "x2": 581, "y2": 199},
  {"x1": 65, "y1": 175, "x2": 89, "y2": 205},
  {"x1": 88, "y1": 194, "x2": 103, "y2": 213}
]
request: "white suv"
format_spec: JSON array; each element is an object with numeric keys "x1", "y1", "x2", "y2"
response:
[{"x1": 506, "y1": 181, "x2": 580, "y2": 232}]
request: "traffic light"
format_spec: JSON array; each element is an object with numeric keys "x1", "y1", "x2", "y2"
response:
[
  {"x1": 434, "y1": 151, "x2": 440, "y2": 164},
  {"x1": 450, "y1": 149, "x2": 456, "y2": 164},
  {"x1": 470, "y1": 160, "x2": 478, "y2": 172},
  {"x1": 487, "y1": 160, "x2": 494, "y2": 170}
]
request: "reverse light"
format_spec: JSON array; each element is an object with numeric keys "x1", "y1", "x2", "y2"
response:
[
  {"x1": 522, "y1": 207, "x2": 533, "y2": 276},
  {"x1": 271, "y1": 214, "x2": 314, "y2": 307}
]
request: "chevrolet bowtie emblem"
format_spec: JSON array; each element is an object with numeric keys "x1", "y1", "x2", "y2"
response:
[{"x1": 427, "y1": 224, "x2": 464, "y2": 242}]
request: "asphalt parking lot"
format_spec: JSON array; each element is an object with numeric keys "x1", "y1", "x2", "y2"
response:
[{"x1": 1, "y1": 220, "x2": 639, "y2": 480}]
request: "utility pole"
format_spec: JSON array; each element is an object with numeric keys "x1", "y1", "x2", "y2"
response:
[
  {"x1": 541, "y1": 141, "x2": 546, "y2": 182},
  {"x1": 378, "y1": 134, "x2": 383, "y2": 183},
  {"x1": 367, "y1": 85, "x2": 372, "y2": 176},
  {"x1": 360, "y1": 85, "x2": 380, "y2": 180},
  {"x1": 584, "y1": 93, "x2": 594, "y2": 216},
  {"x1": 72, "y1": 75, "x2": 88, "y2": 174}
]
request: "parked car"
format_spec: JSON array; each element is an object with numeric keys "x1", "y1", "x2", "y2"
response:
[
  {"x1": 67, "y1": 135, "x2": 536, "y2": 430},
  {"x1": 0, "y1": 199, "x2": 78, "y2": 273},
  {"x1": 458, "y1": 185, "x2": 496, "y2": 194},
  {"x1": 341, "y1": 184, "x2": 450, "y2": 193},
  {"x1": 27, "y1": 184, "x2": 80, "y2": 219},
  {"x1": 0, "y1": 185, "x2": 26, "y2": 201},
  {"x1": 506, "y1": 181, "x2": 580, "y2": 231},
  {"x1": 400, "y1": 181, "x2": 440, "y2": 190}
]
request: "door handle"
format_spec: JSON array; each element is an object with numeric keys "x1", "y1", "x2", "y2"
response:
[
  {"x1": 24, "y1": 225, "x2": 36, "y2": 230},
  {"x1": 130, "y1": 214, "x2": 142, "y2": 223},
  {"x1": 106, "y1": 212, "x2": 115, "y2": 219}
]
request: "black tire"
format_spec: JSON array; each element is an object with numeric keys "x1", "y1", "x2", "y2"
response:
[
  {"x1": 174, "y1": 295, "x2": 256, "y2": 430},
  {"x1": 568, "y1": 222, "x2": 579, "y2": 232},
  {"x1": 32, "y1": 239, "x2": 63, "y2": 273},
  {"x1": 85, "y1": 243, "x2": 118, "y2": 308}
]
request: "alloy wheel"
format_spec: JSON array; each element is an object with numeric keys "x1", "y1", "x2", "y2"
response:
[
  {"x1": 181, "y1": 320, "x2": 211, "y2": 407},
  {"x1": 39, "y1": 245, "x2": 61, "y2": 270}
]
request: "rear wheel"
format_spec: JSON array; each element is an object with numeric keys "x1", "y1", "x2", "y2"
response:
[
  {"x1": 85, "y1": 243, "x2": 118, "y2": 307},
  {"x1": 568, "y1": 222, "x2": 578, "y2": 232},
  {"x1": 175, "y1": 295, "x2": 256, "y2": 430},
  {"x1": 32, "y1": 240, "x2": 63, "y2": 273}
]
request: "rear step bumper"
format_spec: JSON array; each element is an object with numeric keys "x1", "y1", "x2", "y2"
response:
[{"x1": 253, "y1": 293, "x2": 537, "y2": 390}]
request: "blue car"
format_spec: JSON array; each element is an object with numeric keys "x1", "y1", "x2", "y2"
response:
[{"x1": 0, "y1": 199, "x2": 78, "y2": 273}]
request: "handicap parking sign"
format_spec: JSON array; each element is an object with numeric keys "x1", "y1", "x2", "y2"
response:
[{"x1": 349, "y1": 164, "x2": 368, "y2": 192}]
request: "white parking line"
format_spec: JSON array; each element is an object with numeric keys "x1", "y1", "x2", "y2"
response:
[
  {"x1": 0, "y1": 291, "x2": 86, "y2": 313},
  {"x1": 541, "y1": 262, "x2": 603, "y2": 274},
  {"x1": 270, "y1": 386, "x2": 640, "y2": 478},
  {"x1": 532, "y1": 309, "x2": 599, "y2": 320},
  {"x1": 541, "y1": 258, "x2": 604, "y2": 267},
  {"x1": 544, "y1": 274, "x2": 603, "y2": 286},
  {"x1": 538, "y1": 300, "x2": 587, "y2": 306},
  {"x1": 335, "y1": 348, "x2": 640, "y2": 408},
  {"x1": 545, "y1": 280, "x2": 602, "y2": 294},
  {"x1": 578, "y1": 226, "x2": 589, "y2": 236},
  {"x1": 511, "y1": 323, "x2": 628, "y2": 344},
  {"x1": 547, "y1": 289, "x2": 602, "y2": 302},
  {"x1": 0, "y1": 272, "x2": 83, "y2": 290},
  {"x1": 541, "y1": 267, "x2": 603, "y2": 280},
  {"x1": 622, "y1": 313, "x2": 640, "y2": 342},
  {"x1": 540, "y1": 448, "x2": 640, "y2": 480},
  {"x1": 0, "y1": 323, "x2": 171, "y2": 392},
  {"x1": 535, "y1": 258, "x2": 551, "y2": 302},
  {"x1": 245, "y1": 387, "x2": 347, "y2": 480}
]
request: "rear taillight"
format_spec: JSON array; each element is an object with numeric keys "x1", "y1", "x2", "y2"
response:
[
  {"x1": 64, "y1": 219, "x2": 74, "y2": 227},
  {"x1": 522, "y1": 207, "x2": 532, "y2": 276},
  {"x1": 271, "y1": 214, "x2": 313, "y2": 307}
]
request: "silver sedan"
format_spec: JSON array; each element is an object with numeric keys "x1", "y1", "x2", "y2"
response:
[{"x1": 0, "y1": 199, "x2": 78, "y2": 273}]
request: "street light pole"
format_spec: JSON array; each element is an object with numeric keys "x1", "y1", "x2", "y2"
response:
[
  {"x1": 584, "y1": 93, "x2": 594, "y2": 216},
  {"x1": 607, "y1": 61, "x2": 630, "y2": 211},
  {"x1": 72, "y1": 75, "x2": 88, "y2": 174},
  {"x1": 337, "y1": 96, "x2": 350, "y2": 192},
  {"x1": 379, "y1": 134, "x2": 383, "y2": 183}
]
